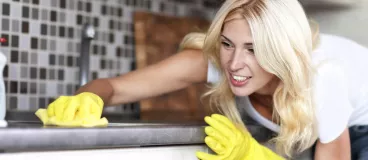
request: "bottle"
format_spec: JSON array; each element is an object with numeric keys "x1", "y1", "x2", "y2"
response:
[{"x1": 0, "y1": 51, "x2": 7, "y2": 127}]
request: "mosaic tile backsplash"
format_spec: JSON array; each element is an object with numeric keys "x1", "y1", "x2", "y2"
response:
[{"x1": 0, "y1": 0, "x2": 218, "y2": 114}]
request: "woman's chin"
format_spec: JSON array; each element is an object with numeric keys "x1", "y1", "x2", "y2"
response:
[{"x1": 230, "y1": 86, "x2": 252, "y2": 97}]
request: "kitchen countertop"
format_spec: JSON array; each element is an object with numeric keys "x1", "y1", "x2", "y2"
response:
[{"x1": 0, "y1": 111, "x2": 276, "y2": 152}]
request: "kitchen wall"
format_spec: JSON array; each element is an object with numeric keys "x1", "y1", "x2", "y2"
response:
[
  {"x1": 305, "y1": 1, "x2": 368, "y2": 47},
  {"x1": 0, "y1": 0, "x2": 218, "y2": 114}
]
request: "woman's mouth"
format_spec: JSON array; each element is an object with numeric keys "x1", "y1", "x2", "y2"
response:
[{"x1": 230, "y1": 74, "x2": 251, "y2": 87}]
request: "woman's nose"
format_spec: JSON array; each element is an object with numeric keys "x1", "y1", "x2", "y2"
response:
[{"x1": 229, "y1": 50, "x2": 246, "y2": 71}]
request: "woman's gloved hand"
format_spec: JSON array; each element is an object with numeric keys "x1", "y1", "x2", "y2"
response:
[
  {"x1": 196, "y1": 114, "x2": 285, "y2": 160},
  {"x1": 35, "y1": 92, "x2": 108, "y2": 127}
]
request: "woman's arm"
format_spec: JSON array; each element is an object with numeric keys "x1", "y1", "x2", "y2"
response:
[
  {"x1": 76, "y1": 49, "x2": 208, "y2": 106},
  {"x1": 314, "y1": 127, "x2": 351, "y2": 160}
]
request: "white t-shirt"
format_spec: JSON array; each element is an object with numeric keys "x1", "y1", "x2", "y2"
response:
[{"x1": 207, "y1": 34, "x2": 368, "y2": 143}]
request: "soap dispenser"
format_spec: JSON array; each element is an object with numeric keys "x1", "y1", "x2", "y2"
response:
[{"x1": 0, "y1": 51, "x2": 7, "y2": 127}]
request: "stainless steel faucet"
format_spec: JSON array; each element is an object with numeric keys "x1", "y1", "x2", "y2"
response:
[{"x1": 79, "y1": 23, "x2": 95, "y2": 87}]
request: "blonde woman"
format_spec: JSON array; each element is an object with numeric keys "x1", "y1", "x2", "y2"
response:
[{"x1": 42, "y1": 0, "x2": 368, "y2": 159}]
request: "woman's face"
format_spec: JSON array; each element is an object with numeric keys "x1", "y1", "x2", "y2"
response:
[{"x1": 220, "y1": 18, "x2": 277, "y2": 96}]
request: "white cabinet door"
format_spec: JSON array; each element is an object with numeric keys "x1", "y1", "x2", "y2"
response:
[{"x1": 0, "y1": 145, "x2": 209, "y2": 160}]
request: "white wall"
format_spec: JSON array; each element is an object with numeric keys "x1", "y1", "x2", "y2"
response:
[{"x1": 305, "y1": 1, "x2": 368, "y2": 47}]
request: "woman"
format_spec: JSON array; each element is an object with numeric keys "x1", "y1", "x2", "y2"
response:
[{"x1": 42, "y1": 0, "x2": 368, "y2": 159}]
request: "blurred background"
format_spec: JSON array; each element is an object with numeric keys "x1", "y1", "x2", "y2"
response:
[{"x1": 0, "y1": 0, "x2": 367, "y2": 119}]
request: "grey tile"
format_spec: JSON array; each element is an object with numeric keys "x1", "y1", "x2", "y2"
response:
[
  {"x1": 30, "y1": 82, "x2": 37, "y2": 94},
  {"x1": 2, "y1": 18, "x2": 10, "y2": 31},
  {"x1": 29, "y1": 97, "x2": 38, "y2": 110},
  {"x1": 23, "y1": 0, "x2": 31, "y2": 3},
  {"x1": 59, "y1": 12, "x2": 66, "y2": 23},
  {"x1": 41, "y1": 9, "x2": 48, "y2": 21},
  {"x1": 9, "y1": 96, "x2": 17, "y2": 110},
  {"x1": 20, "y1": 51, "x2": 28, "y2": 63},
  {"x1": 57, "y1": 83, "x2": 64, "y2": 95},
  {"x1": 20, "y1": 66, "x2": 28, "y2": 78},
  {"x1": 39, "y1": 83, "x2": 46, "y2": 94},
  {"x1": 67, "y1": 41, "x2": 73, "y2": 52},
  {"x1": 49, "y1": 69, "x2": 55, "y2": 80},
  {"x1": 11, "y1": 20, "x2": 20, "y2": 32},
  {"x1": 40, "y1": 38, "x2": 47, "y2": 50},
  {"x1": 51, "y1": 0, "x2": 58, "y2": 7},
  {"x1": 49, "y1": 40, "x2": 56, "y2": 51},
  {"x1": 68, "y1": 0, "x2": 75, "y2": 10},
  {"x1": 67, "y1": 84, "x2": 74, "y2": 95},
  {"x1": 50, "y1": 25, "x2": 57, "y2": 36},
  {"x1": 30, "y1": 52, "x2": 37, "y2": 64},
  {"x1": 32, "y1": 8, "x2": 39, "y2": 20},
  {"x1": 58, "y1": 55, "x2": 64, "y2": 66}
]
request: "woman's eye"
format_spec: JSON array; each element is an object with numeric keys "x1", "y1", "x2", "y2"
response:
[
  {"x1": 248, "y1": 49, "x2": 254, "y2": 54},
  {"x1": 221, "y1": 41, "x2": 232, "y2": 48}
]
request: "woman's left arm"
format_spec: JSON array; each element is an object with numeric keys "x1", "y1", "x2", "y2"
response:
[{"x1": 314, "y1": 127, "x2": 351, "y2": 160}]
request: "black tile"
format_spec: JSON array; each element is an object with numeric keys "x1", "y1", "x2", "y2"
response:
[
  {"x1": 117, "y1": 8, "x2": 123, "y2": 17},
  {"x1": 160, "y1": 2, "x2": 165, "y2": 12},
  {"x1": 76, "y1": 14, "x2": 83, "y2": 25},
  {"x1": 109, "y1": 33, "x2": 114, "y2": 43},
  {"x1": 100, "y1": 59, "x2": 106, "y2": 69},
  {"x1": 116, "y1": 47, "x2": 121, "y2": 57},
  {"x1": 30, "y1": 67, "x2": 37, "y2": 79},
  {"x1": 58, "y1": 69, "x2": 64, "y2": 81},
  {"x1": 93, "y1": 44, "x2": 98, "y2": 55},
  {"x1": 59, "y1": 26, "x2": 65, "y2": 37},
  {"x1": 30, "y1": 37, "x2": 38, "y2": 49},
  {"x1": 22, "y1": 21, "x2": 29, "y2": 33},
  {"x1": 1, "y1": 34, "x2": 9, "y2": 46},
  {"x1": 39, "y1": 68, "x2": 46, "y2": 79},
  {"x1": 22, "y1": 6, "x2": 29, "y2": 18},
  {"x1": 3, "y1": 65, "x2": 8, "y2": 78},
  {"x1": 68, "y1": 27, "x2": 73, "y2": 38},
  {"x1": 20, "y1": 81, "x2": 27, "y2": 94},
  {"x1": 77, "y1": 1, "x2": 83, "y2": 11},
  {"x1": 32, "y1": 0, "x2": 39, "y2": 5},
  {"x1": 67, "y1": 56, "x2": 73, "y2": 67},
  {"x1": 4, "y1": 80, "x2": 8, "y2": 93},
  {"x1": 10, "y1": 81, "x2": 18, "y2": 93},
  {"x1": 50, "y1": 25, "x2": 57, "y2": 36},
  {"x1": 146, "y1": 0, "x2": 151, "y2": 9},
  {"x1": 2, "y1": 3, "x2": 10, "y2": 16},
  {"x1": 101, "y1": 46, "x2": 106, "y2": 56},
  {"x1": 10, "y1": 50, "x2": 19, "y2": 63},
  {"x1": 92, "y1": 72, "x2": 98, "y2": 79},
  {"x1": 13, "y1": 0, "x2": 20, "y2": 2},
  {"x1": 124, "y1": 35, "x2": 129, "y2": 44},
  {"x1": 86, "y1": 2, "x2": 91, "y2": 12},
  {"x1": 93, "y1": 17, "x2": 99, "y2": 27},
  {"x1": 60, "y1": 0, "x2": 66, "y2": 9},
  {"x1": 101, "y1": 5, "x2": 107, "y2": 15},
  {"x1": 109, "y1": 20, "x2": 114, "y2": 30},
  {"x1": 50, "y1": 11, "x2": 57, "y2": 22},
  {"x1": 75, "y1": 57, "x2": 79, "y2": 66},
  {"x1": 49, "y1": 54, "x2": 55, "y2": 65},
  {"x1": 40, "y1": 23, "x2": 47, "y2": 35},
  {"x1": 109, "y1": 6, "x2": 114, "y2": 16},
  {"x1": 39, "y1": 97, "x2": 46, "y2": 108},
  {"x1": 48, "y1": 98, "x2": 55, "y2": 104},
  {"x1": 9, "y1": 96, "x2": 17, "y2": 110},
  {"x1": 11, "y1": 35, "x2": 19, "y2": 47},
  {"x1": 30, "y1": 82, "x2": 37, "y2": 93}
]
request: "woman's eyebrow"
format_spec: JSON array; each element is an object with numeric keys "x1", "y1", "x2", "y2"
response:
[{"x1": 221, "y1": 35, "x2": 253, "y2": 46}]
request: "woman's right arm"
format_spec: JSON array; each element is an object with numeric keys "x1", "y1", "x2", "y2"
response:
[{"x1": 75, "y1": 49, "x2": 208, "y2": 106}]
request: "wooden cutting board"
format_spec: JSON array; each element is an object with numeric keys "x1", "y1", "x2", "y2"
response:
[{"x1": 133, "y1": 11, "x2": 212, "y2": 121}]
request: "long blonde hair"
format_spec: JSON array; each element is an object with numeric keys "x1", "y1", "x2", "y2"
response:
[{"x1": 180, "y1": 0, "x2": 319, "y2": 157}]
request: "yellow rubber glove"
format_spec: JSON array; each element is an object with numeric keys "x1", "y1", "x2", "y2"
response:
[
  {"x1": 196, "y1": 114, "x2": 285, "y2": 160},
  {"x1": 35, "y1": 92, "x2": 108, "y2": 127}
]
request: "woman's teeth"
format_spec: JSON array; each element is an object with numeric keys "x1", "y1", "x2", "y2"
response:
[{"x1": 232, "y1": 75, "x2": 249, "y2": 81}]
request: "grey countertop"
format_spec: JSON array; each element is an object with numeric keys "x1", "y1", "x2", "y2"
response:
[{"x1": 0, "y1": 121, "x2": 206, "y2": 152}]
